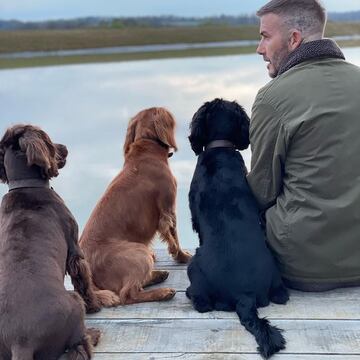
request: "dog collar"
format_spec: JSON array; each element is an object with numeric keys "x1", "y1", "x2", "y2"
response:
[
  {"x1": 8, "y1": 179, "x2": 50, "y2": 191},
  {"x1": 144, "y1": 138, "x2": 174, "y2": 157},
  {"x1": 205, "y1": 140, "x2": 235, "y2": 150}
]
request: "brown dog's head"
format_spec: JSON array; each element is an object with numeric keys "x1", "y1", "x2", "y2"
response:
[
  {"x1": 123, "y1": 107, "x2": 178, "y2": 156},
  {"x1": 0, "y1": 124, "x2": 68, "y2": 183}
]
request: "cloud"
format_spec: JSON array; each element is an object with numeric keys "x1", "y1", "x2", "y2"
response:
[{"x1": 0, "y1": 0, "x2": 358, "y2": 21}]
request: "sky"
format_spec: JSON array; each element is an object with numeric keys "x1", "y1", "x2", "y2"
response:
[{"x1": 0, "y1": 0, "x2": 359, "y2": 21}]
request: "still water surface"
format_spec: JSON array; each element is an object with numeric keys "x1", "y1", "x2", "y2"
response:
[{"x1": 1, "y1": 47, "x2": 359, "y2": 248}]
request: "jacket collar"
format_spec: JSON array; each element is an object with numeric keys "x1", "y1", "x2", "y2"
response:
[{"x1": 278, "y1": 38, "x2": 345, "y2": 76}]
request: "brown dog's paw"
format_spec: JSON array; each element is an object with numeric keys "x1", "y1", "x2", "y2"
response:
[
  {"x1": 86, "y1": 327, "x2": 101, "y2": 347},
  {"x1": 85, "y1": 301, "x2": 101, "y2": 314},
  {"x1": 175, "y1": 250, "x2": 192, "y2": 263},
  {"x1": 160, "y1": 288, "x2": 176, "y2": 301},
  {"x1": 96, "y1": 290, "x2": 121, "y2": 307}
]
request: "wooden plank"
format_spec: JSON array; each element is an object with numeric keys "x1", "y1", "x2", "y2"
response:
[
  {"x1": 85, "y1": 319, "x2": 360, "y2": 354},
  {"x1": 87, "y1": 290, "x2": 360, "y2": 321},
  {"x1": 65, "y1": 268, "x2": 360, "y2": 320},
  {"x1": 92, "y1": 355, "x2": 360, "y2": 360}
]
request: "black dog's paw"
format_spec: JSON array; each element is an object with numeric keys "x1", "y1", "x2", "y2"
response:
[
  {"x1": 214, "y1": 301, "x2": 234, "y2": 312},
  {"x1": 270, "y1": 285, "x2": 289, "y2": 305},
  {"x1": 192, "y1": 296, "x2": 213, "y2": 313}
]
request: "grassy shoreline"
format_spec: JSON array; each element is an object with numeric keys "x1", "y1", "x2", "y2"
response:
[{"x1": 0, "y1": 23, "x2": 359, "y2": 70}]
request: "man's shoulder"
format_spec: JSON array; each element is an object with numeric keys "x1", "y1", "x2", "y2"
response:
[{"x1": 255, "y1": 58, "x2": 360, "y2": 107}]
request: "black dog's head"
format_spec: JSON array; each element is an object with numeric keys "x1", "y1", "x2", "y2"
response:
[
  {"x1": 189, "y1": 98, "x2": 250, "y2": 155},
  {"x1": 0, "y1": 124, "x2": 68, "y2": 183}
]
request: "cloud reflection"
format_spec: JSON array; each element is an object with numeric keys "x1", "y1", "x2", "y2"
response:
[{"x1": 1, "y1": 47, "x2": 359, "y2": 248}]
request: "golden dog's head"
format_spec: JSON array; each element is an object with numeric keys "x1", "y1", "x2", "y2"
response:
[{"x1": 123, "y1": 107, "x2": 178, "y2": 156}]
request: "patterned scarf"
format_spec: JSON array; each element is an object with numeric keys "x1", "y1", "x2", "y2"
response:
[{"x1": 278, "y1": 38, "x2": 345, "y2": 76}]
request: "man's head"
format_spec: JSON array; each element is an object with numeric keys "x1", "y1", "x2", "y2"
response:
[{"x1": 256, "y1": 0, "x2": 327, "y2": 78}]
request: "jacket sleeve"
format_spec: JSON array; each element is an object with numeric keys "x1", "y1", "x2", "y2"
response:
[{"x1": 247, "y1": 98, "x2": 288, "y2": 210}]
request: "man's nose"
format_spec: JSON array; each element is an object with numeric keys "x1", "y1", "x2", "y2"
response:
[{"x1": 257, "y1": 40, "x2": 264, "y2": 55}]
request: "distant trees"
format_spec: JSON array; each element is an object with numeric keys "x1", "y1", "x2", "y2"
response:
[{"x1": 0, "y1": 12, "x2": 359, "y2": 31}]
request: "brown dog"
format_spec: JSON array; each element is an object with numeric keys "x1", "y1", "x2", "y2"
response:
[
  {"x1": 80, "y1": 107, "x2": 191, "y2": 305},
  {"x1": 0, "y1": 124, "x2": 103, "y2": 360}
]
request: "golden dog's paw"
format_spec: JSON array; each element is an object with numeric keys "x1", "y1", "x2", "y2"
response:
[
  {"x1": 96, "y1": 289, "x2": 121, "y2": 307},
  {"x1": 175, "y1": 250, "x2": 192, "y2": 263},
  {"x1": 160, "y1": 288, "x2": 176, "y2": 301}
]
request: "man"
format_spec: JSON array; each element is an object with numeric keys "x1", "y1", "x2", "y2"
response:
[{"x1": 247, "y1": 0, "x2": 360, "y2": 291}]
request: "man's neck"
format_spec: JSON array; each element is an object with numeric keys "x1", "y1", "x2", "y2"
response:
[{"x1": 302, "y1": 33, "x2": 323, "y2": 43}]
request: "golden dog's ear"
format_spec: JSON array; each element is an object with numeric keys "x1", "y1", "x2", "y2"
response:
[
  {"x1": 123, "y1": 117, "x2": 138, "y2": 156},
  {"x1": 153, "y1": 108, "x2": 178, "y2": 151},
  {"x1": 18, "y1": 128, "x2": 59, "y2": 178}
]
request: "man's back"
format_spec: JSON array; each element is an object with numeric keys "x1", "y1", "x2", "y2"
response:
[{"x1": 248, "y1": 57, "x2": 360, "y2": 288}]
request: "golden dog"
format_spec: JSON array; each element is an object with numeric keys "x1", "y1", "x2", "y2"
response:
[{"x1": 80, "y1": 108, "x2": 191, "y2": 305}]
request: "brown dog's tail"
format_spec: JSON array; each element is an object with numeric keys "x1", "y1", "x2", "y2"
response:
[{"x1": 11, "y1": 344, "x2": 34, "y2": 360}]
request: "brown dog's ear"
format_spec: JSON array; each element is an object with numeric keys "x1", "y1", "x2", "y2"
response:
[
  {"x1": 55, "y1": 143, "x2": 68, "y2": 169},
  {"x1": 123, "y1": 117, "x2": 138, "y2": 156},
  {"x1": 0, "y1": 125, "x2": 25, "y2": 183},
  {"x1": 0, "y1": 147, "x2": 7, "y2": 183},
  {"x1": 153, "y1": 108, "x2": 178, "y2": 151},
  {"x1": 18, "y1": 128, "x2": 59, "y2": 178}
]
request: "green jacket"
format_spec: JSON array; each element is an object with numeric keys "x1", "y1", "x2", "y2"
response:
[{"x1": 248, "y1": 56, "x2": 360, "y2": 285}]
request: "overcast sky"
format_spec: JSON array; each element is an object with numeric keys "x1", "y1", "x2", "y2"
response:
[{"x1": 0, "y1": 0, "x2": 359, "y2": 21}]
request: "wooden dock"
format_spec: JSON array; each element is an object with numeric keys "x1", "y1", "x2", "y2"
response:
[{"x1": 66, "y1": 249, "x2": 360, "y2": 359}]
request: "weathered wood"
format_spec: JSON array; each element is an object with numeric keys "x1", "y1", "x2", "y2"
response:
[
  {"x1": 65, "y1": 268, "x2": 360, "y2": 320},
  {"x1": 84, "y1": 319, "x2": 360, "y2": 354},
  {"x1": 91, "y1": 355, "x2": 360, "y2": 360},
  {"x1": 61, "y1": 249, "x2": 360, "y2": 358},
  {"x1": 86, "y1": 289, "x2": 360, "y2": 320}
]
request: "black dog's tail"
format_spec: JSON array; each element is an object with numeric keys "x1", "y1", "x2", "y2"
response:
[{"x1": 236, "y1": 295, "x2": 286, "y2": 359}]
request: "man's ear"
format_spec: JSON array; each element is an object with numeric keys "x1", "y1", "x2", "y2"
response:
[{"x1": 288, "y1": 29, "x2": 303, "y2": 51}]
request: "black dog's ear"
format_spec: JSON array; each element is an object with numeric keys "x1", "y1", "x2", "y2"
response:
[
  {"x1": 232, "y1": 101, "x2": 250, "y2": 150},
  {"x1": 189, "y1": 102, "x2": 209, "y2": 155}
]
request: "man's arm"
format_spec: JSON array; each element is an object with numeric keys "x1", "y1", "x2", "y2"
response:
[{"x1": 247, "y1": 100, "x2": 288, "y2": 210}]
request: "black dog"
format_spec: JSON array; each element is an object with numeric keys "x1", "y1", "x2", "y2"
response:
[
  {"x1": 186, "y1": 99, "x2": 289, "y2": 359},
  {"x1": 0, "y1": 124, "x2": 101, "y2": 360}
]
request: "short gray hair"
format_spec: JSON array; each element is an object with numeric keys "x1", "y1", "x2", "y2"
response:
[{"x1": 257, "y1": 0, "x2": 327, "y2": 38}]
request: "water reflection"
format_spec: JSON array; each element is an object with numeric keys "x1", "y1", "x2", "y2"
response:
[{"x1": 1, "y1": 47, "x2": 359, "y2": 248}]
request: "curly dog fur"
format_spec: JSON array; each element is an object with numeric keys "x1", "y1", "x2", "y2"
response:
[
  {"x1": 186, "y1": 99, "x2": 289, "y2": 358},
  {"x1": 0, "y1": 124, "x2": 101, "y2": 360}
]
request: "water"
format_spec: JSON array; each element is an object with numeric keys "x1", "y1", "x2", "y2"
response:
[{"x1": 1, "y1": 47, "x2": 360, "y2": 248}]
